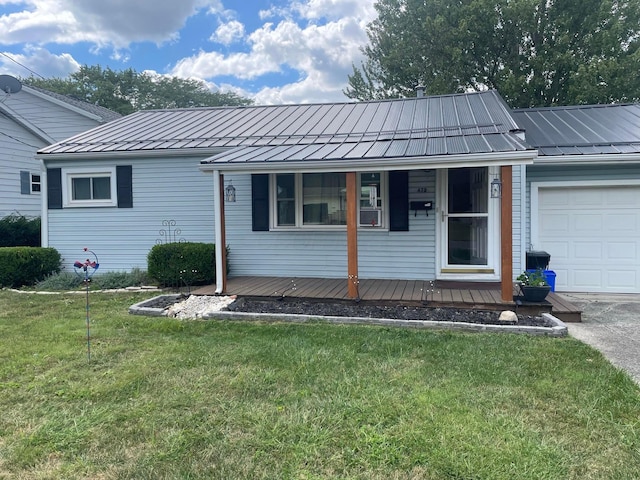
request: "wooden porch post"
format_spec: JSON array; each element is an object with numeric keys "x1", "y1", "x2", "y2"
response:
[
  {"x1": 346, "y1": 172, "x2": 359, "y2": 298},
  {"x1": 500, "y1": 165, "x2": 513, "y2": 302}
]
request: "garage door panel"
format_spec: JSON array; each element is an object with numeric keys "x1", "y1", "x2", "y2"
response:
[
  {"x1": 606, "y1": 242, "x2": 637, "y2": 261},
  {"x1": 537, "y1": 185, "x2": 640, "y2": 293},
  {"x1": 573, "y1": 214, "x2": 602, "y2": 232},
  {"x1": 573, "y1": 242, "x2": 602, "y2": 261},
  {"x1": 540, "y1": 213, "x2": 570, "y2": 232},
  {"x1": 604, "y1": 214, "x2": 637, "y2": 232},
  {"x1": 571, "y1": 269, "x2": 603, "y2": 288},
  {"x1": 605, "y1": 187, "x2": 640, "y2": 206},
  {"x1": 573, "y1": 190, "x2": 603, "y2": 206},
  {"x1": 607, "y1": 270, "x2": 637, "y2": 289}
]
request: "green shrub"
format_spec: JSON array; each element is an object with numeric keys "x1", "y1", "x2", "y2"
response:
[
  {"x1": 0, "y1": 214, "x2": 41, "y2": 247},
  {"x1": 0, "y1": 247, "x2": 61, "y2": 287},
  {"x1": 147, "y1": 243, "x2": 216, "y2": 287},
  {"x1": 36, "y1": 272, "x2": 83, "y2": 290},
  {"x1": 36, "y1": 268, "x2": 151, "y2": 291},
  {"x1": 93, "y1": 268, "x2": 151, "y2": 289}
]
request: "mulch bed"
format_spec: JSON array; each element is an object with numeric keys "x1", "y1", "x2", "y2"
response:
[{"x1": 225, "y1": 298, "x2": 551, "y2": 327}]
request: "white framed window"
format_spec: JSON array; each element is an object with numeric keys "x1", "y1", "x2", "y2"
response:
[
  {"x1": 271, "y1": 172, "x2": 387, "y2": 229},
  {"x1": 31, "y1": 174, "x2": 41, "y2": 193},
  {"x1": 20, "y1": 171, "x2": 41, "y2": 195},
  {"x1": 62, "y1": 167, "x2": 117, "y2": 207}
]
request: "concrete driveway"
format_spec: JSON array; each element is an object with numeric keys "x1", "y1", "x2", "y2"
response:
[{"x1": 559, "y1": 292, "x2": 640, "y2": 385}]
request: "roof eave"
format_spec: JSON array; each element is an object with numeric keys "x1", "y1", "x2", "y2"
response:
[
  {"x1": 36, "y1": 147, "x2": 230, "y2": 162},
  {"x1": 532, "y1": 152, "x2": 640, "y2": 166},
  {"x1": 200, "y1": 150, "x2": 537, "y2": 174}
]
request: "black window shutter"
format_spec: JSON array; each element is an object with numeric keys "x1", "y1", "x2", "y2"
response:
[
  {"x1": 389, "y1": 170, "x2": 409, "y2": 231},
  {"x1": 47, "y1": 168, "x2": 62, "y2": 209},
  {"x1": 20, "y1": 171, "x2": 30, "y2": 195},
  {"x1": 116, "y1": 165, "x2": 133, "y2": 208},
  {"x1": 252, "y1": 174, "x2": 269, "y2": 231}
]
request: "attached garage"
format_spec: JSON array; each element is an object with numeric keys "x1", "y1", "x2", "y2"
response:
[{"x1": 532, "y1": 182, "x2": 640, "y2": 293}]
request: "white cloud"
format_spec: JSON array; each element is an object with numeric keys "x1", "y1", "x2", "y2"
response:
[
  {"x1": 0, "y1": 46, "x2": 80, "y2": 78},
  {"x1": 0, "y1": 0, "x2": 222, "y2": 48},
  {"x1": 293, "y1": 0, "x2": 375, "y2": 21},
  {"x1": 171, "y1": 1, "x2": 376, "y2": 104},
  {"x1": 0, "y1": 0, "x2": 378, "y2": 104},
  {"x1": 212, "y1": 20, "x2": 245, "y2": 45}
]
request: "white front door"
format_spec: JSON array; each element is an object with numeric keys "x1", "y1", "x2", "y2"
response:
[{"x1": 438, "y1": 167, "x2": 500, "y2": 280}]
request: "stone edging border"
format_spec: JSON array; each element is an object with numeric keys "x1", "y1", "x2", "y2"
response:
[
  {"x1": 128, "y1": 294, "x2": 567, "y2": 337},
  {"x1": 203, "y1": 310, "x2": 568, "y2": 337}
]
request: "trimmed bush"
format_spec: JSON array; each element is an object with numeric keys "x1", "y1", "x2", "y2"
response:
[
  {"x1": 0, "y1": 247, "x2": 61, "y2": 287},
  {"x1": 0, "y1": 214, "x2": 41, "y2": 247},
  {"x1": 147, "y1": 243, "x2": 216, "y2": 287}
]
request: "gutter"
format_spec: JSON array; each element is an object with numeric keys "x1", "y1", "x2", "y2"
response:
[
  {"x1": 199, "y1": 150, "x2": 537, "y2": 174},
  {"x1": 533, "y1": 152, "x2": 640, "y2": 166}
]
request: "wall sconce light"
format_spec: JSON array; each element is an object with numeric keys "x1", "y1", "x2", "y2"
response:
[
  {"x1": 490, "y1": 176, "x2": 502, "y2": 199},
  {"x1": 225, "y1": 181, "x2": 236, "y2": 203}
]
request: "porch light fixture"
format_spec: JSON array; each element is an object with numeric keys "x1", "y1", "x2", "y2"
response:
[
  {"x1": 490, "y1": 176, "x2": 502, "y2": 199},
  {"x1": 225, "y1": 181, "x2": 236, "y2": 203}
]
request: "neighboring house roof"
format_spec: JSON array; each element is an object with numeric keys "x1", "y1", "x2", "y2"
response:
[
  {"x1": 39, "y1": 90, "x2": 533, "y2": 171},
  {"x1": 24, "y1": 85, "x2": 122, "y2": 123},
  {"x1": 513, "y1": 103, "x2": 640, "y2": 156}
]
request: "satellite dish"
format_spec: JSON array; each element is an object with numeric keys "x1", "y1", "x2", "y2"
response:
[{"x1": 0, "y1": 75, "x2": 22, "y2": 94}]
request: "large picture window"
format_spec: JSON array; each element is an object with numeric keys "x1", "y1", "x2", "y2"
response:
[{"x1": 271, "y1": 172, "x2": 386, "y2": 229}]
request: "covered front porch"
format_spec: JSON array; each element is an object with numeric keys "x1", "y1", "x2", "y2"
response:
[{"x1": 193, "y1": 276, "x2": 581, "y2": 322}]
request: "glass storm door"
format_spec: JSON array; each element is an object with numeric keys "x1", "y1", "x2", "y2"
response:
[{"x1": 439, "y1": 167, "x2": 498, "y2": 277}]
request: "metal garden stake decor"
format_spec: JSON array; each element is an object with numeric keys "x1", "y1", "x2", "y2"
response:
[{"x1": 74, "y1": 248, "x2": 99, "y2": 361}]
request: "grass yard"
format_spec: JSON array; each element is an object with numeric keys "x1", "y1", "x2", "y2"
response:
[{"x1": 0, "y1": 290, "x2": 639, "y2": 479}]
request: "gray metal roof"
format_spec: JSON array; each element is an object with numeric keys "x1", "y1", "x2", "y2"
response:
[
  {"x1": 39, "y1": 90, "x2": 531, "y2": 165},
  {"x1": 513, "y1": 104, "x2": 640, "y2": 156}
]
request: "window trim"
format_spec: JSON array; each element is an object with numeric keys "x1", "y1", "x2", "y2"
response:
[
  {"x1": 269, "y1": 172, "x2": 388, "y2": 230},
  {"x1": 62, "y1": 167, "x2": 117, "y2": 208},
  {"x1": 31, "y1": 173, "x2": 41, "y2": 193}
]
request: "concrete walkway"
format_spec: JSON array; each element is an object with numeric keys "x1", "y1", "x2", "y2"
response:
[{"x1": 560, "y1": 292, "x2": 640, "y2": 385}]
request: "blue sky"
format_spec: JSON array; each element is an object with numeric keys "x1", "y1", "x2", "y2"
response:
[{"x1": 0, "y1": 0, "x2": 377, "y2": 104}]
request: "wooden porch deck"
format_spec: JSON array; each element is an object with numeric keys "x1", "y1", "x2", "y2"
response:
[{"x1": 193, "y1": 276, "x2": 581, "y2": 322}]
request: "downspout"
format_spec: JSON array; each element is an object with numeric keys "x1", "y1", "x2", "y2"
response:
[
  {"x1": 39, "y1": 160, "x2": 48, "y2": 247},
  {"x1": 213, "y1": 170, "x2": 224, "y2": 294}
]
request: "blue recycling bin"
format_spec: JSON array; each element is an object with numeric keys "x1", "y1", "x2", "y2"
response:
[{"x1": 526, "y1": 269, "x2": 556, "y2": 292}]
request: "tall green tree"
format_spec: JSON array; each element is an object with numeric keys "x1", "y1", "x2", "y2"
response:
[
  {"x1": 346, "y1": 0, "x2": 640, "y2": 107},
  {"x1": 24, "y1": 65, "x2": 252, "y2": 115}
]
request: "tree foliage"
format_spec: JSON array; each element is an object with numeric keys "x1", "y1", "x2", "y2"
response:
[
  {"x1": 24, "y1": 65, "x2": 252, "y2": 115},
  {"x1": 346, "y1": 0, "x2": 640, "y2": 107}
]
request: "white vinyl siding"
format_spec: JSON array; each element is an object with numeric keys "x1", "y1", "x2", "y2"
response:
[
  {"x1": 0, "y1": 117, "x2": 45, "y2": 218},
  {"x1": 226, "y1": 170, "x2": 437, "y2": 280},
  {"x1": 1, "y1": 88, "x2": 110, "y2": 218},
  {"x1": 46, "y1": 156, "x2": 216, "y2": 272}
]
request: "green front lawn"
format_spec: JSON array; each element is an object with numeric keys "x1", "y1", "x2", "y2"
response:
[{"x1": 0, "y1": 290, "x2": 638, "y2": 479}]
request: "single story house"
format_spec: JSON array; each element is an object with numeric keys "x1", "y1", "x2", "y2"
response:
[
  {"x1": 36, "y1": 90, "x2": 640, "y2": 296},
  {"x1": 0, "y1": 77, "x2": 120, "y2": 219}
]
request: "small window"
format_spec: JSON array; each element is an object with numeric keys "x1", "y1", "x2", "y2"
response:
[
  {"x1": 31, "y1": 174, "x2": 41, "y2": 193},
  {"x1": 63, "y1": 168, "x2": 117, "y2": 207}
]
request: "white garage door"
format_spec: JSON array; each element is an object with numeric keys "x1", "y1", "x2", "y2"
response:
[{"x1": 537, "y1": 185, "x2": 640, "y2": 293}]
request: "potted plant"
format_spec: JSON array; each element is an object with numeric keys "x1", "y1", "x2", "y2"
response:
[{"x1": 516, "y1": 269, "x2": 551, "y2": 302}]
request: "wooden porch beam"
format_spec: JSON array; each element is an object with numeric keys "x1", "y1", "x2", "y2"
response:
[
  {"x1": 500, "y1": 165, "x2": 513, "y2": 302},
  {"x1": 346, "y1": 172, "x2": 359, "y2": 299}
]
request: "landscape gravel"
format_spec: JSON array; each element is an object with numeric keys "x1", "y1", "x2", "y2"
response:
[{"x1": 167, "y1": 295, "x2": 236, "y2": 319}]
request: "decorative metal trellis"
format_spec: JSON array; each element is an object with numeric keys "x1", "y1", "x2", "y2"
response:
[{"x1": 156, "y1": 219, "x2": 185, "y2": 244}]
